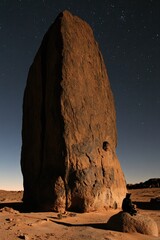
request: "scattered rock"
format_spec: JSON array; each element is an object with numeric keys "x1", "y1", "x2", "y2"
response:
[
  {"x1": 0, "y1": 207, "x2": 19, "y2": 214},
  {"x1": 57, "y1": 213, "x2": 63, "y2": 219},
  {"x1": 18, "y1": 234, "x2": 30, "y2": 240},
  {"x1": 5, "y1": 218, "x2": 13, "y2": 222},
  {"x1": 106, "y1": 211, "x2": 158, "y2": 237},
  {"x1": 68, "y1": 212, "x2": 77, "y2": 217},
  {"x1": 29, "y1": 218, "x2": 48, "y2": 226},
  {"x1": 45, "y1": 233, "x2": 55, "y2": 237},
  {"x1": 0, "y1": 198, "x2": 6, "y2": 201},
  {"x1": 21, "y1": 10, "x2": 126, "y2": 212},
  {"x1": 6, "y1": 226, "x2": 13, "y2": 230},
  {"x1": 57, "y1": 211, "x2": 77, "y2": 219}
]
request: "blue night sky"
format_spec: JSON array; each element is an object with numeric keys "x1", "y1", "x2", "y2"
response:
[{"x1": 0, "y1": 0, "x2": 159, "y2": 190}]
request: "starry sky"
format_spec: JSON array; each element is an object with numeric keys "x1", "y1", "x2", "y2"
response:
[{"x1": 0, "y1": 0, "x2": 159, "y2": 190}]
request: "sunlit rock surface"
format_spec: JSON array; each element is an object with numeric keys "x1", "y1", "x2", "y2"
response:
[{"x1": 21, "y1": 10, "x2": 126, "y2": 212}]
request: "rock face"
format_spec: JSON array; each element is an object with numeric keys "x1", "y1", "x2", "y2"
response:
[
  {"x1": 21, "y1": 10, "x2": 126, "y2": 212},
  {"x1": 106, "y1": 212, "x2": 158, "y2": 237}
]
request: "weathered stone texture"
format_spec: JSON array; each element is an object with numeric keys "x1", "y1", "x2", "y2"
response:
[
  {"x1": 21, "y1": 10, "x2": 126, "y2": 212},
  {"x1": 106, "y1": 212, "x2": 158, "y2": 237}
]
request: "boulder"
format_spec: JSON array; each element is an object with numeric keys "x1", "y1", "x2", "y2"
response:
[
  {"x1": 21, "y1": 10, "x2": 126, "y2": 212},
  {"x1": 106, "y1": 212, "x2": 158, "y2": 237}
]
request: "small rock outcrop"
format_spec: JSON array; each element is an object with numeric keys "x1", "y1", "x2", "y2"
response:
[
  {"x1": 106, "y1": 212, "x2": 158, "y2": 237},
  {"x1": 21, "y1": 10, "x2": 126, "y2": 212}
]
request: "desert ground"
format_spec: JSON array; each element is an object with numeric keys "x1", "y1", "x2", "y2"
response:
[{"x1": 0, "y1": 188, "x2": 160, "y2": 240}]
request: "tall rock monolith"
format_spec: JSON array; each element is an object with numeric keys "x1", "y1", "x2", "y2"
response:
[{"x1": 21, "y1": 10, "x2": 126, "y2": 212}]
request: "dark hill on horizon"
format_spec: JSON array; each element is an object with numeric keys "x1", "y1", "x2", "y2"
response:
[{"x1": 127, "y1": 178, "x2": 160, "y2": 189}]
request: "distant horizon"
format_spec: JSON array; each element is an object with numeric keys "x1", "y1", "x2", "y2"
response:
[{"x1": 1, "y1": 176, "x2": 160, "y2": 191}]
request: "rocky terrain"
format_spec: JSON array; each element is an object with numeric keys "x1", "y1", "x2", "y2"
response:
[{"x1": 0, "y1": 188, "x2": 160, "y2": 240}]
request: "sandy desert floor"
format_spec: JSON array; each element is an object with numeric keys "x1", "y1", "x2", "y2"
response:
[{"x1": 0, "y1": 188, "x2": 160, "y2": 240}]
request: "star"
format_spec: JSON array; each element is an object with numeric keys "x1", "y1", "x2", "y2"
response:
[
  {"x1": 120, "y1": 15, "x2": 125, "y2": 22},
  {"x1": 91, "y1": 11, "x2": 96, "y2": 16},
  {"x1": 138, "y1": 103, "x2": 142, "y2": 107},
  {"x1": 110, "y1": 4, "x2": 115, "y2": 8},
  {"x1": 146, "y1": 68, "x2": 152, "y2": 73},
  {"x1": 120, "y1": 10, "x2": 126, "y2": 23},
  {"x1": 41, "y1": 17, "x2": 46, "y2": 23}
]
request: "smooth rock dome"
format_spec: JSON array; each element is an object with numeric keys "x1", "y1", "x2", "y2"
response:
[
  {"x1": 106, "y1": 212, "x2": 158, "y2": 237},
  {"x1": 21, "y1": 10, "x2": 126, "y2": 212}
]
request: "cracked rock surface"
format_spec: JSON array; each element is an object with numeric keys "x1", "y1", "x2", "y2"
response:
[{"x1": 21, "y1": 10, "x2": 126, "y2": 212}]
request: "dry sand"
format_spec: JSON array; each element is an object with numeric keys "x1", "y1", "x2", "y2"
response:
[{"x1": 0, "y1": 188, "x2": 160, "y2": 240}]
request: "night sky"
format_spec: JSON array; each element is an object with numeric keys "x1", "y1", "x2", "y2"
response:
[{"x1": 0, "y1": 0, "x2": 159, "y2": 190}]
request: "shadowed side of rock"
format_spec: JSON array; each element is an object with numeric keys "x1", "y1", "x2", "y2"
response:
[
  {"x1": 21, "y1": 10, "x2": 126, "y2": 212},
  {"x1": 21, "y1": 13, "x2": 66, "y2": 211}
]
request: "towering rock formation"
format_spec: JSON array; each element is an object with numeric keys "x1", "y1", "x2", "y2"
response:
[{"x1": 21, "y1": 10, "x2": 126, "y2": 212}]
